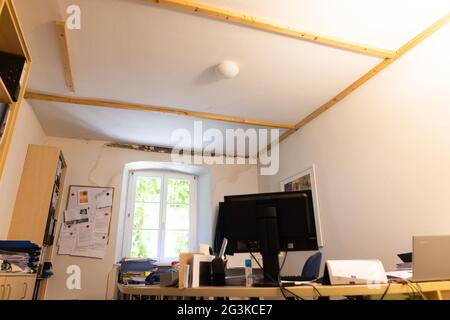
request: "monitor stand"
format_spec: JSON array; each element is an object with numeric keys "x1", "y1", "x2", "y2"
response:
[
  {"x1": 251, "y1": 253, "x2": 280, "y2": 287},
  {"x1": 255, "y1": 206, "x2": 281, "y2": 287}
]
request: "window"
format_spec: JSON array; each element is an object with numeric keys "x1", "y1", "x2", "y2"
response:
[{"x1": 123, "y1": 170, "x2": 197, "y2": 262}]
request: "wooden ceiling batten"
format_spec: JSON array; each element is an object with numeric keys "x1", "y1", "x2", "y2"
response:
[
  {"x1": 24, "y1": 91, "x2": 295, "y2": 129},
  {"x1": 55, "y1": 21, "x2": 75, "y2": 92},
  {"x1": 150, "y1": 0, "x2": 396, "y2": 58}
]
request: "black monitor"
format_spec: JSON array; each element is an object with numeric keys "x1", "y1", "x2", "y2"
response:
[{"x1": 214, "y1": 191, "x2": 319, "y2": 286}]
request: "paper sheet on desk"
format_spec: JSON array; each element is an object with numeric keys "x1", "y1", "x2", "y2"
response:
[
  {"x1": 386, "y1": 270, "x2": 412, "y2": 279},
  {"x1": 281, "y1": 280, "x2": 315, "y2": 285}
]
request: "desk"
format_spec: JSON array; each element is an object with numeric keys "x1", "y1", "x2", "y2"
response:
[{"x1": 118, "y1": 281, "x2": 450, "y2": 300}]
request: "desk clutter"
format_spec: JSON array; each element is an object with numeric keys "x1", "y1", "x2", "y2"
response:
[
  {"x1": 117, "y1": 236, "x2": 450, "y2": 302},
  {"x1": 118, "y1": 253, "x2": 223, "y2": 288},
  {"x1": 118, "y1": 258, "x2": 179, "y2": 286},
  {"x1": 57, "y1": 185, "x2": 114, "y2": 259},
  {"x1": 0, "y1": 240, "x2": 41, "y2": 273}
]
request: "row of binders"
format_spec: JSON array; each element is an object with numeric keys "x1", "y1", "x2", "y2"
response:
[{"x1": 0, "y1": 240, "x2": 41, "y2": 273}]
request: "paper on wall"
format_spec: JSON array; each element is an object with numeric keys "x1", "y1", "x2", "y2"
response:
[
  {"x1": 94, "y1": 189, "x2": 113, "y2": 209},
  {"x1": 58, "y1": 224, "x2": 76, "y2": 255},
  {"x1": 77, "y1": 190, "x2": 89, "y2": 205},
  {"x1": 60, "y1": 186, "x2": 113, "y2": 259},
  {"x1": 88, "y1": 233, "x2": 109, "y2": 259},
  {"x1": 65, "y1": 206, "x2": 92, "y2": 222},
  {"x1": 57, "y1": 223, "x2": 74, "y2": 245},
  {"x1": 76, "y1": 222, "x2": 93, "y2": 247},
  {"x1": 67, "y1": 190, "x2": 79, "y2": 209},
  {"x1": 93, "y1": 209, "x2": 111, "y2": 234},
  {"x1": 70, "y1": 244, "x2": 92, "y2": 258},
  {"x1": 70, "y1": 233, "x2": 108, "y2": 259}
]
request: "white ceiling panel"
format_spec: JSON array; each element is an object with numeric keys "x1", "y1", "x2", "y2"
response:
[
  {"x1": 13, "y1": 0, "x2": 449, "y2": 149},
  {"x1": 29, "y1": 100, "x2": 285, "y2": 157}
]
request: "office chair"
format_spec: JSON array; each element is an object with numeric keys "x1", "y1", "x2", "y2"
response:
[
  {"x1": 301, "y1": 252, "x2": 322, "y2": 280},
  {"x1": 281, "y1": 251, "x2": 322, "y2": 282}
]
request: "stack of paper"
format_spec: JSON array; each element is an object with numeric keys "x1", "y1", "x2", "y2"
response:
[
  {"x1": 119, "y1": 258, "x2": 158, "y2": 284},
  {"x1": 386, "y1": 257, "x2": 413, "y2": 280},
  {"x1": 0, "y1": 240, "x2": 41, "y2": 273},
  {"x1": 396, "y1": 262, "x2": 412, "y2": 270},
  {"x1": 385, "y1": 270, "x2": 412, "y2": 280}
]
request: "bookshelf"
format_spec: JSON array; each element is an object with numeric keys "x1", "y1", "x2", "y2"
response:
[
  {"x1": 0, "y1": 0, "x2": 32, "y2": 177},
  {"x1": 8, "y1": 145, "x2": 67, "y2": 299}
]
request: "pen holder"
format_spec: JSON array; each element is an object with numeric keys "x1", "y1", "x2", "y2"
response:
[{"x1": 211, "y1": 257, "x2": 226, "y2": 286}]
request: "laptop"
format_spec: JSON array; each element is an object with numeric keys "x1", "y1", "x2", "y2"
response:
[
  {"x1": 397, "y1": 252, "x2": 412, "y2": 263},
  {"x1": 412, "y1": 235, "x2": 450, "y2": 282}
]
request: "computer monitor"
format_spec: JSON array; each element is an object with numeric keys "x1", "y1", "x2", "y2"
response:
[{"x1": 214, "y1": 191, "x2": 319, "y2": 286}]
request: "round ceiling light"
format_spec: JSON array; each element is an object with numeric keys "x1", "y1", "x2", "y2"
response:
[{"x1": 216, "y1": 61, "x2": 240, "y2": 79}]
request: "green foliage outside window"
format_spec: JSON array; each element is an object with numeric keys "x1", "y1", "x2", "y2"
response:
[
  {"x1": 131, "y1": 176, "x2": 191, "y2": 259},
  {"x1": 167, "y1": 179, "x2": 190, "y2": 204}
]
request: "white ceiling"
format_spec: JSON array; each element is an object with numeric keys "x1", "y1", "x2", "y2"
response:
[
  {"x1": 14, "y1": 0, "x2": 450, "y2": 151},
  {"x1": 31, "y1": 100, "x2": 285, "y2": 156}
]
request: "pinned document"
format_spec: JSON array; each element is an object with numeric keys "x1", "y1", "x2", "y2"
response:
[
  {"x1": 76, "y1": 222, "x2": 93, "y2": 247},
  {"x1": 78, "y1": 190, "x2": 89, "y2": 205},
  {"x1": 65, "y1": 207, "x2": 92, "y2": 223},
  {"x1": 94, "y1": 189, "x2": 113, "y2": 209},
  {"x1": 58, "y1": 185, "x2": 114, "y2": 259},
  {"x1": 93, "y1": 209, "x2": 111, "y2": 234},
  {"x1": 57, "y1": 224, "x2": 76, "y2": 255}
]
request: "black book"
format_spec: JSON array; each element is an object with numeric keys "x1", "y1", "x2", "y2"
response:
[{"x1": 0, "y1": 51, "x2": 26, "y2": 102}]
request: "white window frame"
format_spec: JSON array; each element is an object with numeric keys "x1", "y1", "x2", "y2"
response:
[{"x1": 122, "y1": 170, "x2": 197, "y2": 263}]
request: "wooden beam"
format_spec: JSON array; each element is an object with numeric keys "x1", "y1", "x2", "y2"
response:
[
  {"x1": 55, "y1": 21, "x2": 75, "y2": 92},
  {"x1": 150, "y1": 0, "x2": 395, "y2": 59},
  {"x1": 277, "y1": 13, "x2": 450, "y2": 144},
  {"x1": 24, "y1": 91, "x2": 295, "y2": 129}
]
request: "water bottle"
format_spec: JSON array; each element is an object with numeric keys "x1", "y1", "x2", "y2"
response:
[{"x1": 244, "y1": 258, "x2": 253, "y2": 286}]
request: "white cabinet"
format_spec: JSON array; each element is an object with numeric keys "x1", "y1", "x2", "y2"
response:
[{"x1": 0, "y1": 274, "x2": 35, "y2": 300}]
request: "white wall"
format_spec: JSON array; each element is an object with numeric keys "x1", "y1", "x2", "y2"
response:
[
  {"x1": 0, "y1": 100, "x2": 46, "y2": 238},
  {"x1": 43, "y1": 137, "x2": 259, "y2": 299},
  {"x1": 259, "y1": 23, "x2": 450, "y2": 275}
]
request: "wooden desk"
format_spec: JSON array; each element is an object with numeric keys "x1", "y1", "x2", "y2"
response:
[{"x1": 118, "y1": 281, "x2": 450, "y2": 300}]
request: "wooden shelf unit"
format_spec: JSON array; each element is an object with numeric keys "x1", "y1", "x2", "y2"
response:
[
  {"x1": 8, "y1": 144, "x2": 67, "y2": 299},
  {"x1": 0, "y1": 0, "x2": 32, "y2": 177}
]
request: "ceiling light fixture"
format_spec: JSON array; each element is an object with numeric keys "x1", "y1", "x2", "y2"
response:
[{"x1": 215, "y1": 61, "x2": 239, "y2": 79}]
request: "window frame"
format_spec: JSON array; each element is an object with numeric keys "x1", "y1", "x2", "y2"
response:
[{"x1": 122, "y1": 170, "x2": 197, "y2": 262}]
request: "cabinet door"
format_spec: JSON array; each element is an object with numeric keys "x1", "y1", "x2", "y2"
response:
[
  {"x1": 0, "y1": 276, "x2": 6, "y2": 300},
  {"x1": 4, "y1": 276, "x2": 36, "y2": 300}
]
